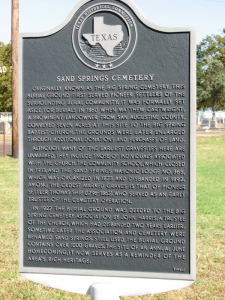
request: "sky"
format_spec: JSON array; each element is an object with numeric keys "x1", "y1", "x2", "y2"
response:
[{"x1": 0, "y1": 0, "x2": 225, "y2": 45}]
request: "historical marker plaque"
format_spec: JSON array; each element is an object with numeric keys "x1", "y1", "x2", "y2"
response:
[{"x1": 19, "y1": 0, "x2": 196, "y2": 280}]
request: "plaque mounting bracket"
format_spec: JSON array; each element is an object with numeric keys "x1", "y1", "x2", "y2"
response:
[
  {"x1": 21, "y1": 273, "x2": 194, "y2": 299},
  {"x1": 91, "y1": 283, "x2": 120, "y2": 300}
]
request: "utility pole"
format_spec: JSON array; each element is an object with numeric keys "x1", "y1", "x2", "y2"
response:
[{"x1": 12, "y1": 0, "x2": 19, "y2": 158}]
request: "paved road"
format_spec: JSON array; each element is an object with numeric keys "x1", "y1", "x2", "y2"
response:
[{"x1": 0, "y1": 141, "x2": 12, "y2": 156}]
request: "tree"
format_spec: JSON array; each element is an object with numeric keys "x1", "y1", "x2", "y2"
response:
[
  {"x1": 197, "y1": 29, "x2": 225, "y2": 117},
  {"x1": 197, "y1": 59, "x2": 225, "y2": 119},
  {"x1": 197, "y1": 45, "x2": 204, "y2": 100},
  {"x1": 198, "y1": 28, "x2": 225, "y2": 67},
  {"x1": 0, "y1": 42, "x2": 12, "y2": 112}
]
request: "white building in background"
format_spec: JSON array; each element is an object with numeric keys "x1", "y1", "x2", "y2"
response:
[
  {"x1": 0, "y1": 112, "x2": 12, "y2": 122},
  {"x1": 0, "y1": 112, "x2": 12, "y2": 134}
]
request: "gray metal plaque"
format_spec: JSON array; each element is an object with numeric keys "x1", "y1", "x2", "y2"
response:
[{"x1": 19, "y1": 0, "x2": 196, "y2": 280}]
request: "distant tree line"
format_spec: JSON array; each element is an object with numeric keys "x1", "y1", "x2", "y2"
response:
[
  {"x1": 0, "y1": 42, "x2": 12, "y2": 112},
  {"x1": 0, "y1": 29, "x2": 225, "y2": 114}
]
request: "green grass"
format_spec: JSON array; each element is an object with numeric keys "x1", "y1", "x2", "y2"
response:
[
  {"x1": 0, "y1": 137, "x2": 225, "y2": 299},
  {"x1": 196, "y1": 137, "x2": 225, "y2": 235}
]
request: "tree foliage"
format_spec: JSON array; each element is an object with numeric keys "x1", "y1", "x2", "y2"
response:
[
  {"x1": 197, "y1": 29, "x2": 225, "y2": 115},
  {"x1": 197, "y1": 45, "x2": 204, "y2": 100},
  {"x1": 197, "y1": 60, "x2": 225, "y2": 116},
  {"x1": 198, "y1": 28, "x2": 225, "y2": 66},
  {"x1": 0, "y1": 42, "x2": 12, "y2": 112}
]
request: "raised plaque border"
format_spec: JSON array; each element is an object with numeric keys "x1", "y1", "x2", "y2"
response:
[{"x1": 19, "y1": 0, "x2": 196, "y2": 281}]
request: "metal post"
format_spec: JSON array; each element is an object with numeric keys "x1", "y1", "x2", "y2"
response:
[{"x1": 12, "y1": 0, "x2": 19, "y2": 158}]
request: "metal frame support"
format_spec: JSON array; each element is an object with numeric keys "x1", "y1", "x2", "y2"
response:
[{"x1": 91, "y1": 283, "x2": 120, "y2": 300}]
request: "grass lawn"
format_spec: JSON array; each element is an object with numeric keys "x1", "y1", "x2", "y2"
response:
[{"x1": 0, "y1": 137, "x2": 224, "y2": 299}]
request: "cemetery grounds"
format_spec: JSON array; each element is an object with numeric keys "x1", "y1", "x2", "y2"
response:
[{"x1": 0, "y1": 135, "x2": 224, "y2": 300}]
